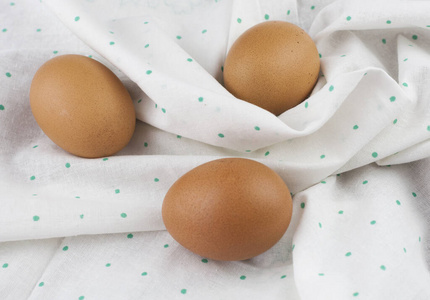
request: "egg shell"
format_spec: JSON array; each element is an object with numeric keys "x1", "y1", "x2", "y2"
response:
[
  {"x1": 162, "y1": 158, "x2": 293, "y2": 261},
  {"x1": 223, "y1": 21, "x2": 320, "y2": 116},
  {"x1": 30, "y1": 54, "x2": 136, "y2": 158}
]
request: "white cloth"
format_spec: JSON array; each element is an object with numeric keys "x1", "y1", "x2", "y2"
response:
[{"x1": 1, "y1": 0, "x2": 430, "y2": 299}]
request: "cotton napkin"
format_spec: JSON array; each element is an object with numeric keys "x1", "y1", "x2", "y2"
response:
[{"x1": 1, "y1": 0, "x2": 430, "y2": 299}]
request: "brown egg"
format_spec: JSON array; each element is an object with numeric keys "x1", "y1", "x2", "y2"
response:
[
  {"x1": 162, "y1": 158, "x2": 293, "y2": 261},
  {"x1": 30, "y1": 54, "x2": 136, "y2": 158},
  {"x1": 223, "y1": 21, "x2": 320, "y2": 116}
]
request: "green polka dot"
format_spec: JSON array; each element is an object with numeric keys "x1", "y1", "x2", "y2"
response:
[
  {"x1": 319, "y1": 53, "x2": 322, "y2": 58},
  {"x1": 187, "y1": 58, "x2": 193, "y2": 62},
  {"x1": 121, "y1": 213, "x2": 127, "y2": 218},
  {"x1": 321, "y1": 181, "x2": 326, "y2": 184},
  {"x1": 202, "y1": 29, "x2": 207, "y2": 34},
  {"x1": 221, "y1": 66, "x2": 224, "y2": 72},
  {"x1": 240, "y1": 275, "x2": 246, "y2": 280},
  {"x1": 318, "y1": 273, "x2": 324, "y2": 276},
  {"x1": 39, "y1": 282, "x2": 44, "y2": 287},
  {"x1": 346, "y1": 16, "x2": 351, "y2": 21},
  {"x1": 198, "y1": 97, "x2": 204, "y2": 102},
  {"x1": 106, "y1": 263, "x2": 111, "y2": 267},
  {"x1": 10, "y1": 2, "x2": 15, "y2": 5},
  {"x1": 137, "y1": 99, "x2": 142, "y2": 103},
  {"x1": 412, "y1": 35, "x2": 418, "y2": 40},
  {"x1": 318, "y1": 222, "x2": 322, "y2": 228},
  {"x1": 65, "y1": 163, "x2": 71, "y2": 168},
  {"x1": 396, "y1": 200, "x2": 401, "y2": 205},
  {"x1": 53, "y1": 50, "x2": 58, "y2": 54},
  {"x1": 372, "y1": 152, "x2": 378, "y2": 158},
  {"x1": 5, "y1": 72, "x2": 11, "y2": 77},
  {"x1": 292, "y1": 244, "x2": 295, "y2": 251},
  {"x1": 79, "y1": 296, "x2": 85, "y2": 300},
  {"x1": 102, "y1": 157, "x2": 108, "y2": 161},
  {"x1": 63, "y1": 246, "x2": 69, "y2": 251},
  {"x1": 380, "y1": 265, "x2": 386, "y2": 271},
  {"x1": 144, "y1": 142, "x2": 148, "y2": 147},
  {"x1": 393, "y1": 119, "x2": 398, "y2": 124},
  {"x1": 305, "y1": 102, "x2": 308, "y2": 108},
  {"x1": 329, "y1": 85, "x2": 334, "y2": 91},
  {"x1": 176, "y1": 136, "x2": 181, "y2": 139},
  {"x1": 402, "y1": 82, "x2": 408, "y2": 87},
  {"x1": 301, "y1": 202, "x2": 305, "y2": 209},
  {"x1": 144, "y1": 22, "x2": 149, "y2": 24},
  {"x1": 353, "y1": 292, "x2": 359, "y2": 297},
  {"x1": 419, "y1": 236, "x2": 421, "y2": 242},
  {"x1": 141, "y1": 272, "x2": 148, "y2": 276},
  {"x1": 201, "y1": 258, "x2": 208, "y2": 263},
  {"x1": 80, "y1": 214, "x2": 84, "y2": 219},
  {"x1": 353, "y1": 125, "x2": 359, "y2": 130},
  {"x1": 181, "y1": 289, "x2": 187, "y2": 294},
  {"x1": 237, "y1": 18, "x2": 242, "y2": 23},
  {"x1": 127, "y1": 233, "x2": 133, "y2": 239},
  {"x1": 2, "y1": 263, "x2": 8, "y2": 268},
  {"x1": 161, "y1": 108, "x2": 166, "y2": 113},
  {"x1": 245, "y1": 150, "x2": 251, "y2": 152},
  {"x1": 320, "y1": 154, "x2": 325, "y2": 159},
  {"x1": 311, "y1": 5, "x2": 315, "y2": 10},
  {"x1": 218, "y1": 133, "x2": 224, "y2": 138},
  {"x1": 287, "y1": 10, "x2": 290, "y2": 15},
  {"x1": 390, "y1": 96, "x2": 396, "y2": 102},
  {"x1": 146, "y1": 70, "x2": 152, "y2": 75},
  {"x1": 33, "y1": 215, "x2": 40, "y2": 221},
  {"x1": 403, "y1": 248, "x2": 407, "y2": 253},
  {"x1": 264, "y1": 14, "x2": 269, "y2": 20},
  {"x1": 386, "y1": 20, "x2": 391, "y2": 24},
  {"x1": 281, "y1": 275, "x2": 287, "y2": 279},
  {"x1": 115, "y1": 189, "x2": 120, "y2": 194},
  {"x1": 30, "y1": 175, "x2": 36, "y2": 180},
  {"x1": 338, "y1": 210, "x2": 344, "y2": 214},
  {"x1": 345, "y1": 252, "x2": 352, "y2": 257},
  {"x1": 154, "y1": 178, "x2": 159, "y2": 182},
  {"x1": 109, "y1": 41, "x2": 115, "y2": 45},
  {"x1": 2, "y1": 28, "x2": 6, "y2": 32},
  {"x1": 254, "y1": 126, "x2": 260, "y2": 131},
  {"x1": 144, "y1": 44, "x2": 149, "y2": 48},
  {"x1": 164, "y1": 244, "x2": 169, "y2": 248},
  {"x1": 370, "y1": 220, "x2": 376, "y2": 225},
  {"x1": 412, "y1": 192, "x2": 417, "y2": 197},
  {"x1": 176, "y1": 35, "x2": 182, "y2": 39},
  {"x1": 74, "y1": 16, "x2": 80, "y2": 22},
  {"x1": 363, "y1": 180, "x2": 368, "y2": 184},
  {"x1": 0, "y1": 105, "x2": 4, "y2": 110},
  {"x1": 75, "y1": 196, "x2": 80, "y2": 199},
  {"x1": 36, "y1": 28, "x2": 41, "y2": 32},
  {"x1": 109, "y1": 31, "x2": 114, "y2": 34},
  {"x1": 264, "y1": 151, "x2": 270, "y2": 156},
  {"x1": 382, "y1": 38, "x2": 386, "y2": 44}
]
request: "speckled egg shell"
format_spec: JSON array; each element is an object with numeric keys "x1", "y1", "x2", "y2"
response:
[
  {"x1": 162, "y1": 158, "x2": 293, "y2": 261},
  {"x1": 223, "y1": 21, "x2": 320, "y2": 116},
  {"x1": 30, "y1": 54, "x2": 136, "y2": 158}
]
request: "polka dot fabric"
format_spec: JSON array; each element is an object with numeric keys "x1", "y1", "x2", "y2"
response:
[{"x1": 1, "y1": 0, "x2": 430, "y2": 299}]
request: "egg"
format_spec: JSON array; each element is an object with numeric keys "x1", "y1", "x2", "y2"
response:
[
  {"x1": 30, "y1": 54, "x2": 136, "y2": 158},
  {"x1": 162, "y1": 158, "x2": 293, "y2": 261},
  {"x1": 223, "y1": 21, "x2": 320, "y2": 116}
]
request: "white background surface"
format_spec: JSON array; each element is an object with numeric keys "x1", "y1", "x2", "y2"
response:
[{"x1": 1, "y1": 0, "x2": 430, "y2": 299}]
